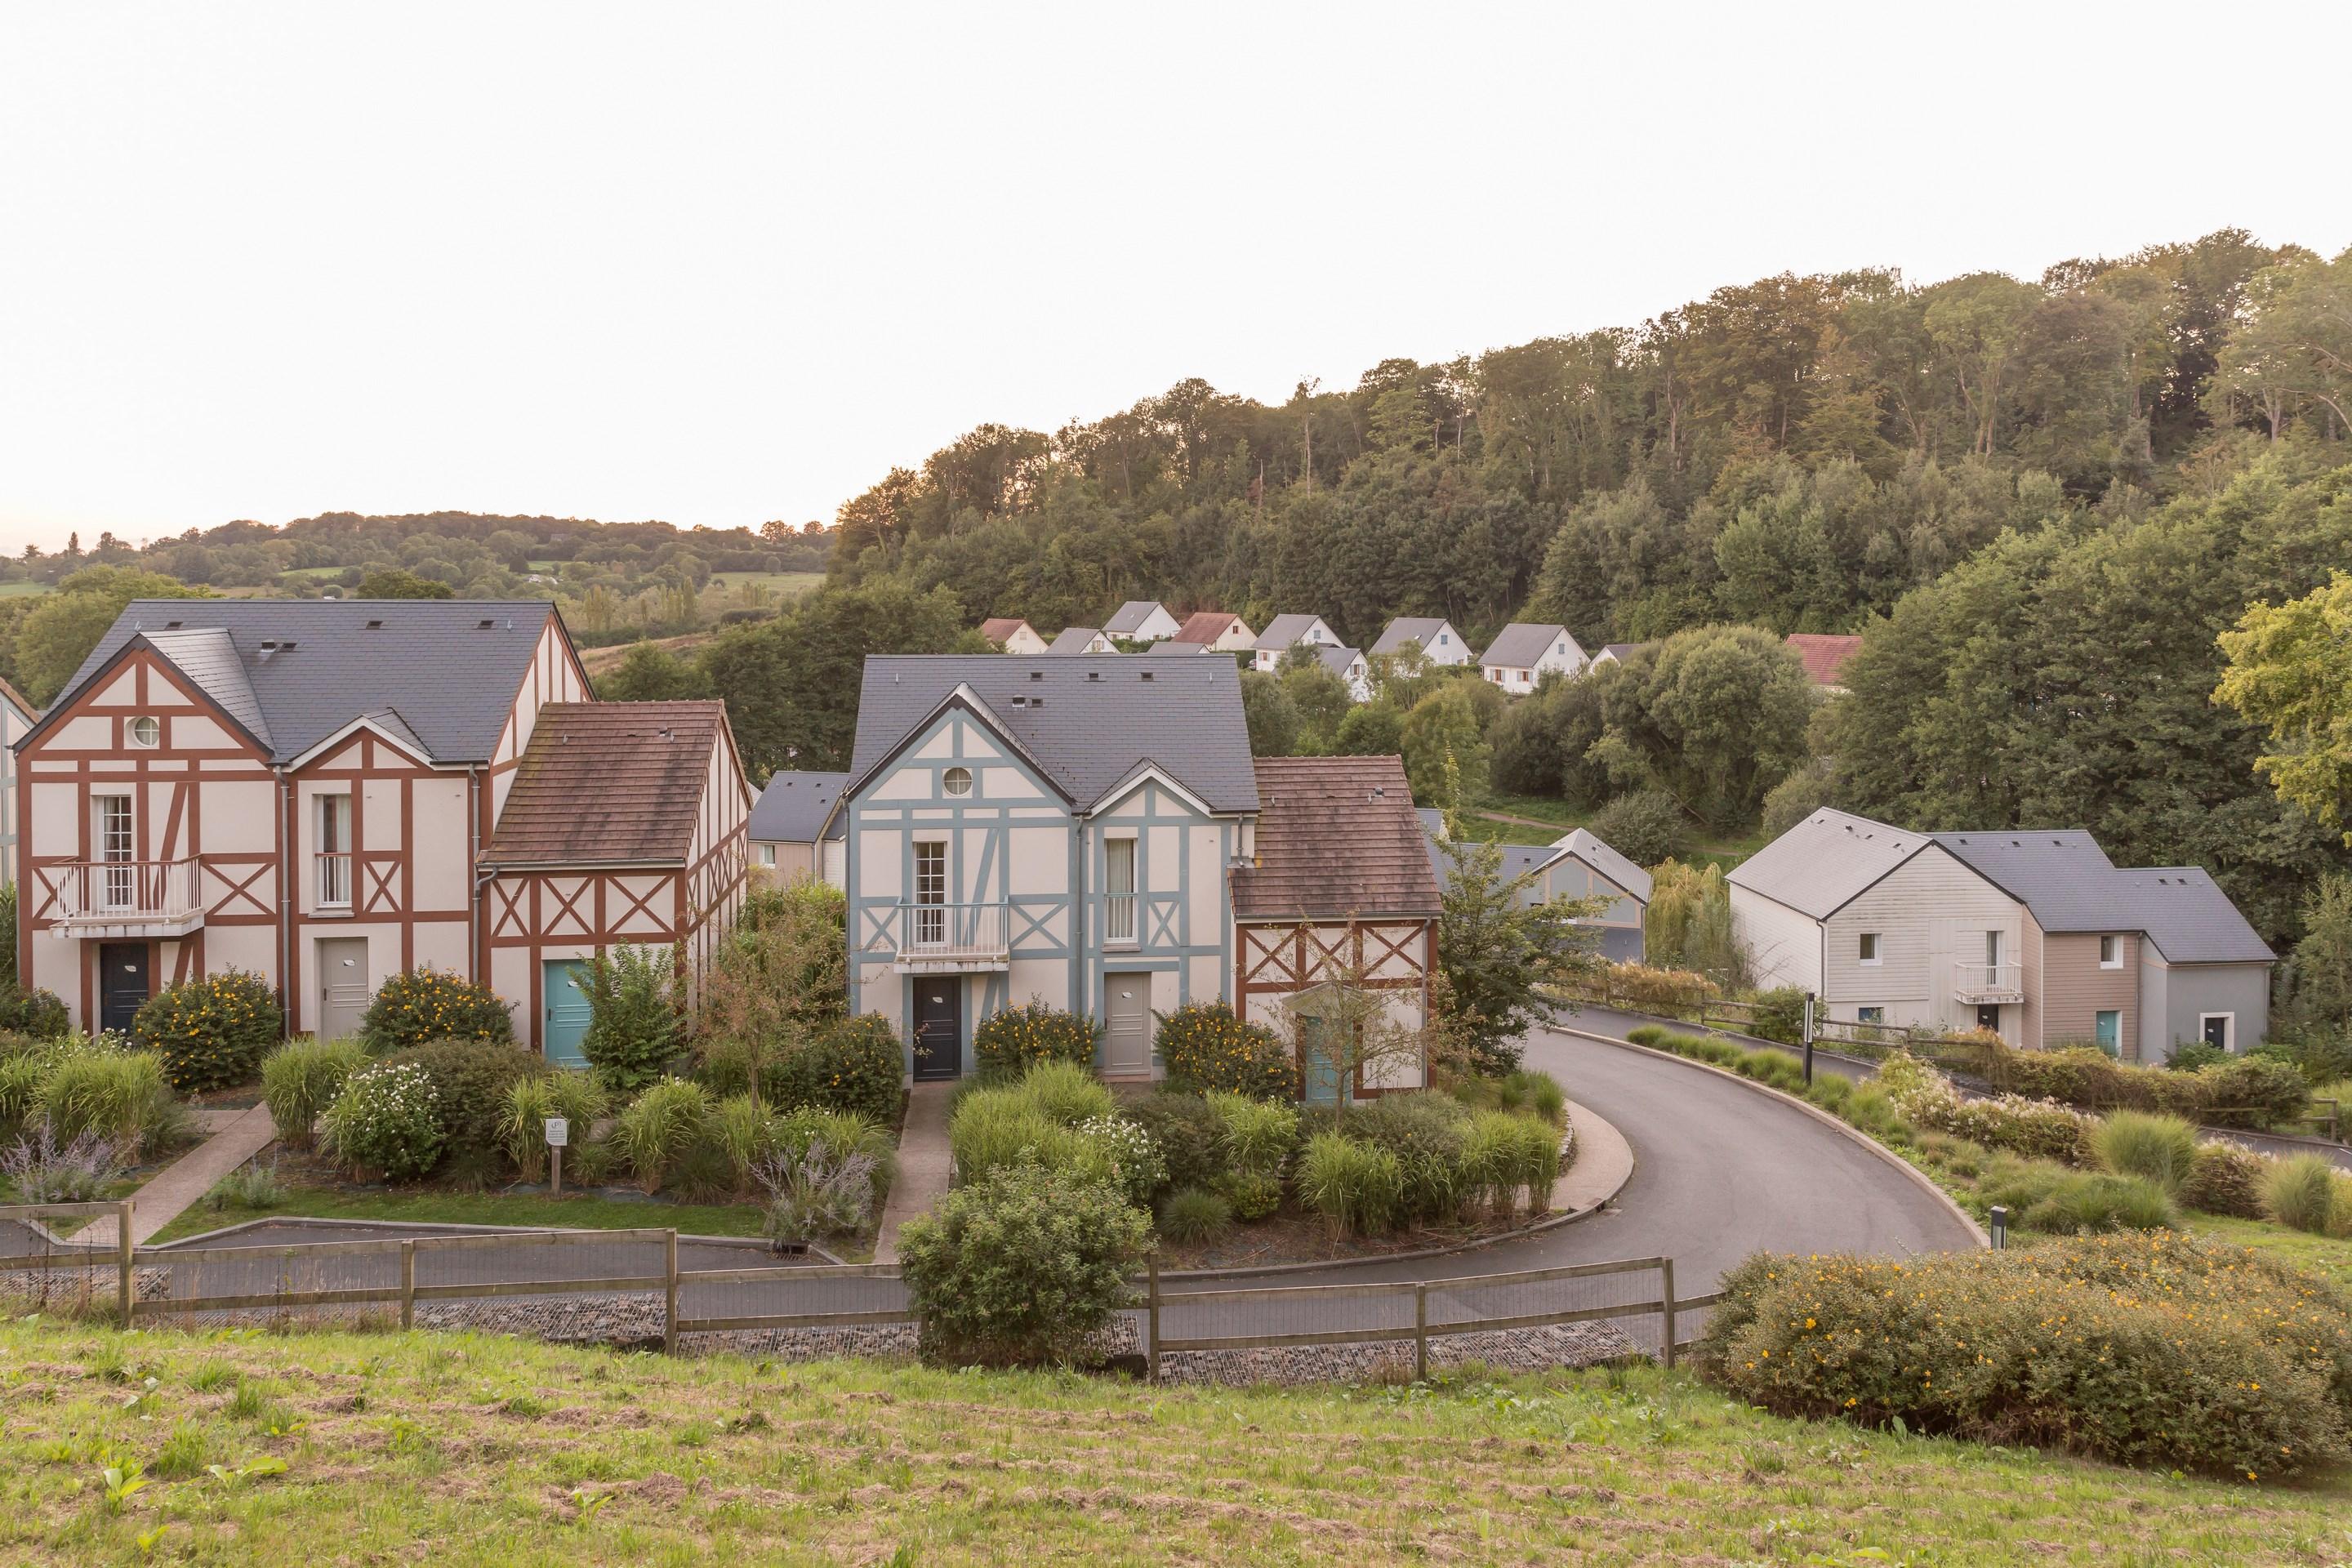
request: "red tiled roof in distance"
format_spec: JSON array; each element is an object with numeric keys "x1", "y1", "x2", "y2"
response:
[
  {"x1": 1171, "y1": 610, "x2": 1241, "y2": 645},
  {"x1": 1232, "y1": 755, "x2": 1442, "y2": 921},
  {"x1": 1785, "y1": 633, "x2": 1863, "y2": 687},
  {"x1": 484, "y1": 702, "x2": 727, "y2": 866},
  {"x1": 979, "y1": 617, "x2": 1031, "y2": 643}
]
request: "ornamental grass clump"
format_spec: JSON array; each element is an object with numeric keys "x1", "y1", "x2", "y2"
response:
[
  {"x1": 1159, "y1": 1185, "x2": 1232, "y2": 1244},
  {"x1": 1698, "y1": 1233, "x2": 2352, "y2": 1480},
  {"x1": 1296, "y1": 1131, "x2": 1402, "y2": 1237},
  {"x1": 358, "y1": 968, "x2": 514, "y2": 1054},
  {"x1": 260, "y1": 1037, "x2": 368, "y2": 1150},
  {"x1": 2178, "y1": 1140, "x2": 2269, "y2": 1218},
  {"x1": 319, "y1": 1062, "x2": 445, "y2": 1180},
  {"x1": 2091, "y1": 1111, "x2": 2200, "y2": 1190},
  {"x1": 37, "y1": 1049, "x2": 176, "y2": 1157},
  {"x1": 133, "y1": 969, "x2": 281, "y2": 1093},
  {"x1": 947, "y1": 1086, "x2": 1083, "y2": 1187},
  {"x1": 497, "y1": 1071, "x2": 608, "y2": 1182},
  {"x1": 2262, "y1": 1153, "x2": 2345, "y2": 1235},
  {"x1": 1345, "y1": 1093, "x2": 1471, "y2": 1223},
  {"x1": 1156, "y1": 1001, "x2": 1292, "y2": 1100},
  {"x1": 1018, "y1": 1059, "x2": 1116, "y2": 1127},
  {"x1": 612, "y1": 1077, "x2": 711, "y2": 1192},
  {"x1": 752, "y1": 1138, "x2": 881, "y2": 1244},
  {"x1": 971, "y1": 1000, "x2": 1101, "y2": 1074},
  {"x1": 1459, "y1": 1109, "x2": 1562, "y2": 1217}
]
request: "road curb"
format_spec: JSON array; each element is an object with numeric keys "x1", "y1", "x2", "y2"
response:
[
  {"x1": 1555, "y1": 1026, "x2": 1989, "y2": 1250},
  {"x1": 1157, "y1": 1094, "x2": 1636, "y2": 1284}
]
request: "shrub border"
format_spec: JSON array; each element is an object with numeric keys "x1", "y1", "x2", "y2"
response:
[{"x1": 1557, "y1": 1023, "x2": 1989, "y2": 1250}]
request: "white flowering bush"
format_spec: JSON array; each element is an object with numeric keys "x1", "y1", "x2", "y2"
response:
[
  {"x1": 1878, "y1": 1050, "x2": 2096, "y2": 1165},
  {"x1": 319, "y1": 1061, "x2": 445, "y2": 1180},
  {"x1": 1077, "y1": 1114, "x2": 1165, "y2": 1209}
]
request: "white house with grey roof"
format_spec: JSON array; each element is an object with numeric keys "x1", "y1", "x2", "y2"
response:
[
  {"x1": 748, "y1": 770, "x2": 847, "y2": 887},
  {"x1": 1307, "y1": 644, "x2": 1372, "y2": 702},
  {"x1": 1480, "y1": 623, "x2": 1587, "y2": 692},
  {"x1": 1252, "y1": 613, "x2": 1339, "y2": 672},
  {"x1": 1370, "y1": 617, "x2": 1471, "y2": 666},
  {"x1": 1045, "y1": 626, "x2": 1118, "y2": 656},
  {"x1": 1419, "y1": 813, "x2": 1650, "y2": 962},
  {"x1": 1102, "y1": 600, "x2": 1183, "y2": 642}
]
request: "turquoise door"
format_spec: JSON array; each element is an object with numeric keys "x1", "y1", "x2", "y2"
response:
[
  {"x1": 1298, "y1": 1018, "x2": 1342, "y2": 1107},
  {"x1": 543, "y1": 960, "x2": 592, "y2": 1067},
  {"x1": 2095, "y1": 1009, "x2": 2120, "y2": 1056}
]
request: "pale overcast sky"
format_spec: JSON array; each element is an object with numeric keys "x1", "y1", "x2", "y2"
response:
[{"x1": 2, "y1": 2, "x2": 2345, "y2": 553}]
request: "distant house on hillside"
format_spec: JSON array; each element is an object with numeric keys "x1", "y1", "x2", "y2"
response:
[
  {"x1": 1479, "y1": 623, "x2": 1587, "y2": 692},
  {"x1": 1104, "y1": 601, "x2": 1183, "y2": 642},
  {"x1": 1045, "y1": 626, "x2": 1119, "y2": 656},
  {"x1": 747, "y1": 770, "x2": 848, "y2": 886},
  {"x1": 0, "y1": 677, "x2": 35, "y2": 889},
  {"x1": 1252, "y1": 614, "x2": 1339, "y2": 672},
  {"x1": 1592, "y1": 642, "x2": 1649, "y2": 670},
  {"x1": 979, "y1": 617, "x2": 1048, "y2": 655},
  {"x1": 1306, "y1": 644, "x2": 1372, "y2": 702},
  {"x1": 1170, "y1": 610, "x2": 1254, "y2": 653},
  {"x1": 1144, "y1": 639, "x2": 1211, "y2": 657},
  {"x1": 1370, "y1": 617, "x2": 1471, "y2": 666},
  {"x1": 1785, "y1": 633, "x2": 1862, "y2": 693},
  {"x1": 1417, "y1": 812, "x2": 1649, "y2": 962}
]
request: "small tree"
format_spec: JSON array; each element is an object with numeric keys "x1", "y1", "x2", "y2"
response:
[
  {"x1": 697, "y1": 879, "x2": 847, "y2": 1104},
  {"x1": 1272, "y1": 944, "x2": 1438, "y2": 1111},
  {"x1": 581, "y1": 943, "x2": 682, "y2": 1093},
  {"x1": 1644, "y1": 859, "x2": 1744, "y2": 985},
  {"x1": 1436, "y1": 831, "x2": 1605, "y2": 1072}
]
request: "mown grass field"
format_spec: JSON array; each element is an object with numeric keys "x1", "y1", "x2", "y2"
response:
[
  {"x1": 2187, "y1": 1211, "x2": 2352, "y2": 1290},
  {"x1": 147, "y1": 1184, "x2": 769, "y2": 1245},
  {"x1": 2, "y1": 1321, "x2": 2345, "y2": 1565},
  {"x1": 0, "y1": 579, "x2": 52, "y2": 596}
]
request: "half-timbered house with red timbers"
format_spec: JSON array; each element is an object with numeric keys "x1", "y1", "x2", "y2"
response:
[{"x1": 11, "y1": 599, "x2": 750, "y2": 1057}]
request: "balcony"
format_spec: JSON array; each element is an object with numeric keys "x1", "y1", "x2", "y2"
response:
[
  {"x1": 894, "y1": 901, "x2": 1009, "y2": 972},
  {"x1": 1953, "y1": 961, "x2": 2024, "y2": 1005},
  {"x1": 52, "y1": 859, "x2": 204, "y2": 938}
]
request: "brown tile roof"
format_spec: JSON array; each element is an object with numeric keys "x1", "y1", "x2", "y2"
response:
[
  {"x1": 484, "y1": 702, "x2": 729, "y2": 866},
  {"x1": 1231, "y1": 755, "x2": 1441, "y2": 922},
  {"x1": 979, "y1": 617, "x2": 1031, "y2": 643},
  {"x1": 1785, "y1": 633, "x2": 1863, "y2": 687},
  {"x1": 1171, "y1": 610, "x2": 1244, "y2": 645}
]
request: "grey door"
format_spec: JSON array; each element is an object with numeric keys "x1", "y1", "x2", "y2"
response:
[
  {"x1": 1105, "y1": 974, "x2": 1151, "y2": 1075},
  {"x1": 98, "y1": 943, "x2": 149, "y2": 1036},
  {"x1": 912, "y1": 982, "x2": 961, "y2": 1081},
  {"x1": 316, "y1": 938, "x2": 370, "y2": 1041}
]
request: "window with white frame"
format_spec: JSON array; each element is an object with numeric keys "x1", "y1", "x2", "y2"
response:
[
  {"x1": 1856, "y1": 1006, "x2": 1883, "y2": 1025},
  {"x1": 2098, "y1": 934, "x2": 2122, "y2": 969},
  {"x1": 94, "y1": 794, "x2": 133, "y2": 911},
  {"x1": 942, "y1": 765, "x2": 972, "y2": 797},
  {"x1": 912, "y1": 840, "x2": 947, "y2": 946},
  {"x1": 1858, "y1": 932, "x2": 1882, "y2": 965},
  {"x1": 756, "y1": 844, "x2": 777, "y2": 866},
  {"x1": 1104, "y1": 835, "x2": 1137, "y2": 944},
  {"x1": 128, "y1": 715, "x2": 160, "y2": 747},
  {"x1": 317, "y1": 793, "x2": 352, "y2": 907}
]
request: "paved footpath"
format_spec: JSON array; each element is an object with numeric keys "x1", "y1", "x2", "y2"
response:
[
  {"x1": 871, "y1": 1080, "x2": 953, "y2": 1264},
  {"x1": 80, "y1": 1105, "x2": 280, "y2": 1249}
]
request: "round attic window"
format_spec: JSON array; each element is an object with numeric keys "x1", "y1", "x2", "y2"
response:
[
  {"x1": 942, "y1": 766, "x2": 973, "y2": 797},
  {"x1": 129, "y1": 715, "x2": 161, "y2": 748}
]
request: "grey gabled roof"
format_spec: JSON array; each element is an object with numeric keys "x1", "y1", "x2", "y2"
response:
[
  {"x1": 1144, "y1": 639, "x2": 1210, "y2": 656},
  {"x1": 748, "y1": 770, "x2": 849, "y2": 844},
  {"x1": 1311, "y1": 644, "x2": 1363, "y2": 679},
  {"x1": 1728, "y1": 808, "x2": 1942, "y2": 920},
  {"x1": 53, "y1": 599, "x2": 559, "y2": 764},
  {"x1": 849, "y1": 656, "x2": 1258, "y2": 813},
  {"x1": 1480, "y1": 622, "x2": 1574, "y2": 668},
  {"x1": 1254, "y1": 613, "x2": 1329, "y2": 652},
  {"x1": 1932, "y1": 830, "x2": 2272, "y2": 964},
  {"x1": 1418, "y1": 817, "x2": 1552, "y2": 893},
  {"x1": 1371, "y1": 617, "x2": 1455, "y2": 656},
  {"x1": 1045, "y1": 626, "x2": 1110, "y2": 654},
  {"x1": 1553, "y1": 828, "x2": 1653, "y2": 903},
  {"x1": 1102, "y1": 600, "x2": 1167, "y2": 635},
  {"x1": 1598, "y1": 643, "x2": 1646, "y2": 663}
]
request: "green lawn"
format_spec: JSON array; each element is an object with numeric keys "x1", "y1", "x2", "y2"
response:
[
  {"x1": 0, "y1": 579, "x2": 52, "y2": 597},
  {"x1": 2186, "y1": 1212, "x2": 2352, "y2": 1290},
  {"x1": 1470, "y1": 795, "x2": 1765, "y2": 871},
  {"x1": 150, "y1": 1186, "x2": 772, "y2": 1245},
  {"x1": 2, "y1": 1322, "x2": 2342, "y2": 1564},
  {"x1": 704, "y1": 570, "x2": 822, "y2": 595}
]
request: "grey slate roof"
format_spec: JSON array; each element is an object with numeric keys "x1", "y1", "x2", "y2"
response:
[
  {"x1": 1728, "y1": 808, "x2": 1936, "y2": 919},
  {"x1": 1414, "y1": 809, "x2": 1552, "y2": 893},
  {"x1": 1045, "y1": 626, "x2": 1110, "y2": 654},
  {"x1": 1371, "y1": 617, "x2": 1455, "y2": 656},
  {"x1": 1311, "y1": 644, "x2": 1364, "y2": 679},
  {"x1": 56, "y1": 599, "x2": 558, "y2": 764},
  {"x1": 1254, "y1": 613, "x2": 1329, "y2": 652},
  {"x1": 1554, "y1": 828, "x2": 1654, "y2": 903},
  {"x1": 1597, "y1": 643, "x2": 1646, "y2": 663},
  {"x1": 1144, "y1": 639, "x2": 1210, "y2": 656},
  {"x1": 1481, "y1": 622, "x2": 1574, "y2": 669},
  {"x1": 748, "y1": 770, "x2": 849, "y2": 844},
  {"x1": 1103, "y1": 600, "x2": 1167, "y2": 635},
  {"x1": 849, "y1": 656, "x2": 1259, "y2": 813},
  {"x1": 1932, "y1": 830, "x2": 2272, "y2": 964}
]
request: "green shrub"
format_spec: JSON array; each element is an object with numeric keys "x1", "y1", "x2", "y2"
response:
[
  {"x1": 2020, "y1": 1171, "x2": 2179, "y2": 1233},
  {"x1": 708, "y1": 1094, "x2": 782, "y2": 1193},
  {"x1": 1208, "y1": 1092, "x2": 1299, "y2": 1176},
  {"x1": 259, "y1": 1037, "x2": 367, "y2": 1149},
  {"x1": 2090, "y1": 1111, "x2": 2198, "y2": 1189},
  {"x1": 319, "y1": 1062, "x2": 444, "y2": 1180},
  {"x1": 767, "y1": 1014, "x2": 903, "y2": 1124},
  {"x1": 2166, "y1": 1040, "x2": 2228, "y2": 1072},
  {"x1": 1584, "y1": 788, "x2": 1688, "y2": 867},
  {"x1": 1698, "y1": 1235, "x2": 2352, "y2": 1478},
  {"x1": 2263, "y1": 1153, "x2": 2343, "y2": 1235},
  {"x1": 1076, "y1": 1114, "x2": 1165, "y2": 1208},
  {"x1": 1160, "y1": 1186, "x2": 1233, "y2": 1244},
  {"x1": 37, "y1": 1049, "x2": 176, "y2": 1156},
  {"x1": 1878, "y1": 1053, "x2": 2095, "y2": 1165},
  {"x1": 1746, "y1": 987, "x2": 1808, "y2": 1045},
  {"x1": 1446, "y1": 1067, "x2": 1567, "y2": 1126},
  {"x1": 1296, "y1": 1131, "x2": 1402, "y2": 1236},
  {"x1": 2177, "y1": 1141, "x2": 2269, "y2": 1218},
  {"x1": 775, "y1": 1105, "x2": 896, "y2": 1207},
  {"x1": 0, "y1": 987, "x2": 71, "y2": 1040},
  {"x1": 133, "y1": 969, "x2": 280, "y2": 1093},
  {"x1": 612, "y1": 1077, "x2": 711, "y2": 1192},
  {"x1": 359, "y1": 968, "x2": 513, "y2": 1054},
  {"x1": 1122, "y1": 1092, "x2": 1227, "y2": 1197},
  {"x1": 499, "y1": 1071, "x2": 608, "y2": 1182},
  {"x1": 898, "y1": 1163, "x2": 1151, "y2": 1367},
  {"x1": 1220, "y1": 1169, "x2": 1282, "y2": 1221},
  {"x1": 1345, "y1": 1093, "x2": 1470, "y2": 1222},
  {"x1": 2194, "y1": 1055, "x2": 2312, "y2": 1130},
  {"x1": 580, "y1": 944, "x2": 682, "y2": 1093},
  {"x1": 1018, "y1": 1059, "x2": 1116, "y2": 1127},
  {"x1": 947, "y1": 1086, "x2": 1079, "y2": 1187},
  {"x1": 1156, "y1": 1001, "x2": 1292, "y2": 1100},
  {"x1": 0, "y1": 1051, "x2": 46, "y2": 1140},
  {"x1": 384, "y1": 1039, "x2": 546, "y2": 1165},
  {"x1": 972, "y1": 1000, "x2": 1101, "y2": 1075}
]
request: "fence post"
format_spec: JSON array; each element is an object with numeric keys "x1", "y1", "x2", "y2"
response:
[
  {"x1": 1413, "y1": 1283, "x2": 1428, "y2": 1383},
  {"x1": 115, "y1": 1199, "x2": 134, "y2": 1327},
  {"x1": 1146, "y1": 1254, "x2": 1161, "y2": 1383},
  {"x1": 1659, "y1": 1258, "x2": 1677, "y2": 1370},
  {"x1": 399, "y1": 1240, "x2": 416, "y2": 1330},
  {"x1": 662, "y1": 1230, "x2": 679, "y2": 1355}
]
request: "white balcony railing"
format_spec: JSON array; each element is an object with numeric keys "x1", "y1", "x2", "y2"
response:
[
  {"x1": 895, "y1": 902, "x2": 1009, "y2": 970},
  {"x1": 317, "y1": 852, "x2": 353, "y2": 909},
  {"x1": 1105, "y1": 891, "x2": 1137, "y2": 945},
  {"x1": 1953, "y1": 961, "x2": 2025, "y2": 1004},
  {"x1": 56, "y1": 859, "x2": 203, "y2": 933}
]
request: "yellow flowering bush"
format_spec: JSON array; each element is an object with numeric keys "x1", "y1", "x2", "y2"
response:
[
  {"x1": 1698, "y1": 1233, "x2": 2352, "y2": 1480},
  {"x1": 358, "y1": 968, "x2": 514, "y2": 1054},
  {"x1": 132, "y1": 969, "x2": 281, "y2": 1092},
  {"x1": 973, "y1": 1000, "x2": 1100, "y2": 1074},
  {"x1": 768, "y1": 1014, "x2": 902, "y2": 1124},
  {"x1": 1156, "y1": 1001, "x2": 1290, "y2": 1101}
]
